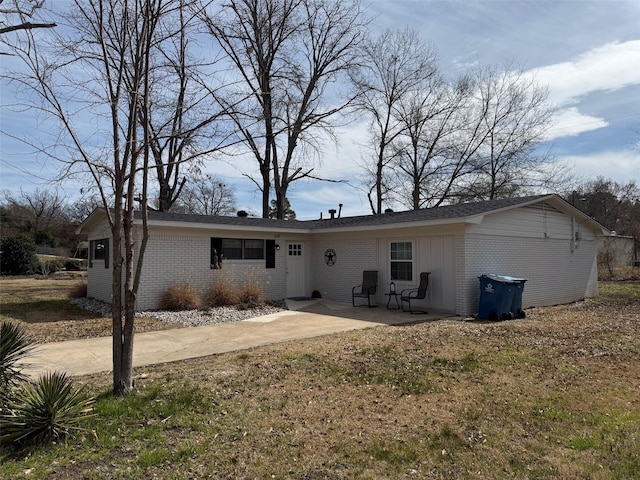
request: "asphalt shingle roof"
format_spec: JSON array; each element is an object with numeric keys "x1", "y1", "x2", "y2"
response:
[{"x1": 140, "y1": 195, "x2": 552, "y2": 231}]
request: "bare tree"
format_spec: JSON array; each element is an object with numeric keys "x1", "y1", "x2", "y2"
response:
[
  {"x1": 390, "y1": 75, "x2": 470, "y2": 209},
  {"x1": 0, "y1": 0, "x2": 55, "y2": 35},
  {"x1": 569, "y1": 177, "x2": 640, "y2": 236},
  {"x1": 2, "y1": 188, "x2": 65, "y2": 233},
  {"x1": 173, "y1": 174, "x2": 237, "y2": 215},
  {"x1": 202, "y1": 0, "x2": 367, "y2": 218},
  {"x1": 65, "y1": 192, "x2": 103, "y2": 224},
  {"x1": 3, "y1": 0, "x2": 194, "y2": 395},
  {"x1": 349, "y1": 28, "x2": 437, "y2": 214},
  {"x1": 144, "y1": 2, "x2": 230, "y2": 212},
  {"x1": 388, "y1": 63, "x2": 556, "y2": 208},
  {"x1": 453, "y1": 64, "x2": 555, "y2": 201}
]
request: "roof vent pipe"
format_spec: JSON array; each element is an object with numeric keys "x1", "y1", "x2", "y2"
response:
[
  {"x1": 384, "y1": 208, "x2": 394, "y2": 213},
  {"x1": 328, "y1": 209, "x2": 337, "y2": 219},
  {"x1": 338, "y1": 203, "x2": 343, "y2": 218}
]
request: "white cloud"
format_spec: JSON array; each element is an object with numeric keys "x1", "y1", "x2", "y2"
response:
[
  {"x1": 555, "y1": 150, "x2": 640, "y2": 185},
  {"x1": 544, "y1": 107, "x2": 609, "y2": 141},
  {"x1": 530, "y1": 40, "x2": 640, "y2": 106}
]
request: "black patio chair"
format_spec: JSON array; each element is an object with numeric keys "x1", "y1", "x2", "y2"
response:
[
  {"x1": 400, "y1": 272, "x2": 430, "y2": 314},
  {"x1": 352, "y1": 270, "x2": 378, "y2": 307}
]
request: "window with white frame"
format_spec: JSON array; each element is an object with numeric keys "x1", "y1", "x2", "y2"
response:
[{"x1": 390, "y1": 241, "x2": 413, "y2": 282}]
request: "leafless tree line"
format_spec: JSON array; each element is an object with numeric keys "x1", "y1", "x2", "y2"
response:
[{"x1": 351, "y1": 28, "x2": 560, "y2": 214}]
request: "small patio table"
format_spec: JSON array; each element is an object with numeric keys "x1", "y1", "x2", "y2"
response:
[{"x1": 385, "y1": 292, "x2": 401, "y2": 310}]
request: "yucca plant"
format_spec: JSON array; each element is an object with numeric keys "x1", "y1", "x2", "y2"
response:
[
  {"x1": 0, "y1": 371, "x2": 95, "y2": 446},
  {"x1": 0, "y1": 321, "x2": 36, "y2": 404}
]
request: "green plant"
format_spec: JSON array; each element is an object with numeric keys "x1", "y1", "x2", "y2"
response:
[
  {"x1": 36, "y1": 259, "x2": 62, "y2": 276},
  {"x1": 0, "y1": 321, "x2": 36, "y2": 404},
  {"x1": 0, "y1": 233, "x2": 38, "y2": 276},
  {"x1": 0, "y1": 371, "x2": 95, "y2": 446},
  {"x1": 160, "y1": 284, "x2": 202, "y2": 311},
  {"x1": 206, "y1": 276, "x2": 238, "y2": 307}
]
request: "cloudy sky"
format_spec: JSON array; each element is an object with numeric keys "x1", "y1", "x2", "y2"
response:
[{"x1": 1, "y1": 0, "x2": 639, "y2": 219}]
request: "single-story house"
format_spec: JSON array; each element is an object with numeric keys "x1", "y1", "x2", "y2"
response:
[{"x1": 76, "y1": 194, "x2": 609, "y2": 316}]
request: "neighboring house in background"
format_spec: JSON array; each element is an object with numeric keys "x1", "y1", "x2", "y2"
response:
[
  {"x1": 76, "y1": 194, "x2": 609, "y2": 316},
  {"x1": 598, "y1": 235, "x2": 635, "y2": 271}
]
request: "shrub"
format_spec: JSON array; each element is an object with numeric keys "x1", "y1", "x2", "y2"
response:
[
  {"x1": 0, "y1": 322, "x2": 36, "y2": 405},
  {"x1": 160, "y1": 284, "x2": 202, "y2": 311},
  {"x1": 65, "y1": 259, "x2": 87, "y2": 271},
  {"x1": 0, "y1": 233, "x2": 38, "y2": 276},
  {"x1": 0, "y1": 371, "x2": 95, "y2": 446},
  {"x1": 68, "y1": 281, "x2": 87, "y2": 299},
  {"x1": 35, "y1": 258, "x2": 62, "y2": 276},
  {"x1": 206, "y1": 276, "x2": 238, "y2": 307},
  {"x1": 239, "y1": 276, "x2": 263, "y2": 306}
]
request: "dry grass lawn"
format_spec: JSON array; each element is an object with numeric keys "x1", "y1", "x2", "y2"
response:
[
  {"x1": 0, "y1": 275, "x2": 180, "y2": 342},
  {"x1": 1, "y1": 276, "x2": 639, "y2": 479}
]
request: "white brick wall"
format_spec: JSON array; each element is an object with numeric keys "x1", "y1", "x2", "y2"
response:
[
  {"x1": 310, "y1": 237, "x2": 379, "y2": 304},
  {"x1": 135, "y1": 231, "x2": 286, "y2": 310},
  {"x1": 459, "y1": 233, "x2": 599, "y2": 316}
]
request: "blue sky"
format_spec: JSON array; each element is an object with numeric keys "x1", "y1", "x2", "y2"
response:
[{"x1": 1, "y1": 0, "x2": 639, "y2": 220}]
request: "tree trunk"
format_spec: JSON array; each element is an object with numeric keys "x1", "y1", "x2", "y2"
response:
[{"x1": 111, "y1": 204, "x2": 128, "y2": 394}]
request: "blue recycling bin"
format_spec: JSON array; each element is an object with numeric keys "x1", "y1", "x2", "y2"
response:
[
  {"x1": 498, "y1": 275, "x2": 528, "y2": 318},
  {"x1": 478, "y1": 274, "x2": 525, "y2": 320}
]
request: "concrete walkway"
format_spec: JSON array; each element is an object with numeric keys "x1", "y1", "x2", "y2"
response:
[{"x1": 21, "y1": 299, "x2": 449, "y2": 379}]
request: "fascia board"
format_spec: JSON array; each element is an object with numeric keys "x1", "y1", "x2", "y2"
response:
[{"x1": 140, "y1": 219, "x2": 314, "y2": 235}]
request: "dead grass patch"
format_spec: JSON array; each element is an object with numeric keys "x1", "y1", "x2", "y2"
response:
[{"x1": 239, "y1": 275, "x2": 263, "y2": 305}]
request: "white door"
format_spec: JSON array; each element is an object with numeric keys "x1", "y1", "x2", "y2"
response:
[{"x1": 286, "y1": 242, "x2": 306, "y2": 298}]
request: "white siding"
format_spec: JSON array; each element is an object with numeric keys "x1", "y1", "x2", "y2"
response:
[
  {"x1": 416, "y1": 235, "x2": 456, "y2": 312},
  {"x1": 83, "y1": 199, "x2": 603, "y2": 314}
]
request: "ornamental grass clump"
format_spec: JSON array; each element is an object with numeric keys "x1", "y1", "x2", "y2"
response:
[
  {"x1": 67, "y1": 281, "x2": 88, "y2": 299},
  {"x1": 206, "y1": 276, "x2": 238, "y2": 307},
  {"x1": 160, "y1": 284, "x2": 202, "y2": 311},
  {"x1": 239, "y1": 276, "x2": 263, "y2": 307},
  {"x1": 0, "y1": 371, "x2": 95, "y2": 446}
]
